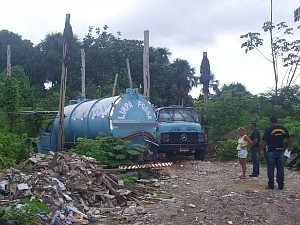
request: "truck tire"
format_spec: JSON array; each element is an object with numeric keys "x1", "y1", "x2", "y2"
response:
[
  {"x1": 32, "y1": 143, "x2": 38, "y2": 153},
  {"x1": 194, "y1": 149, "x2": 205, "y2": 161},
  {"x1": 149, "y1": 146, "x2": 158, "y2": 162}
]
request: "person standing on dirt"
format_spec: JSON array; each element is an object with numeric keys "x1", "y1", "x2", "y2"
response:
[
  {"x1": 236, "y1": 127, "x2": 252, "y2": 179},
  {"x1": 260, "y1": 116, "x2": 293, "y2": 190},
  {"x1": 249, "y1": 122, "x2": 260, "y2": 177}
]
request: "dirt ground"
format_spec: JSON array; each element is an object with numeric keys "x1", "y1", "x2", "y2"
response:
[{"x1": 104, "y1": 157, "x2": 300, "y2": 225}]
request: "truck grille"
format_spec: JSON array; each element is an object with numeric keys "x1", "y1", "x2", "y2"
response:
[{"x1": 162, "y1": 132, "x2": 203, "y2": 144}]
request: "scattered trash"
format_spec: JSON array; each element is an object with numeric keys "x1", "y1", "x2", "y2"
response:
[
  {"x1": 160, "y1": 198, "x2": 176, "y2": 203},
  {"x1": 0, "y1": 151, "x2": 155, "y2": 224},
  {"x1": 188, "y1": 203, "x2": 196, "y2": 208}
]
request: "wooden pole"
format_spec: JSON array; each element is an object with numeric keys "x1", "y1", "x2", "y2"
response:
[
  {"x1": 6, "y1": 45, "x2": 12, "y2": 132},
  {"x1": 6, "y1": 45, "x2": 11, "y2": 77},
  {"x1": 57, "y1": 14, "x2": 72, "y2": 151},
  {"x1": 81, "y1": 48, "x2": 86, "y2": 98},
  {"x1": 112, "y1": 73, "x2": 118, "y2": 96},
  {"x1": 57, "y1": 46, "x2": 67, "y2": 151},
  {"x1": 143, "y1": 30, "x2": 150, "y2": 100},
  {"x1": 126, "y1": 58, "x2": 133, "y2": 88}
]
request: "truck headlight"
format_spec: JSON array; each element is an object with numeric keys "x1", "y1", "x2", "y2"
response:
[{"x1": 198, "y1": 133, "x2": 205, "y2": 142}]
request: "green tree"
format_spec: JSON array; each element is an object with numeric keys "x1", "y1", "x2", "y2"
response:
[
  {"x1": 171, "y1": 59, "x2": 196, "y2": 105},
  {"x1": 0, "y1": 30, "x2": 34, "y2": 77},
  {"x1": 33, "y1": 32, "x2": 82, "y2": 91},
  {"x1": 82, "y1": 26, "x2": 128, "y2": 96},
  {"x1": 240, "y1": 4, "x2": 300, "y2": 103},
  {"x1": 197, "y1": 73, "x2": 220, "y2": 98},
  {"x1": 0, "y1": 74, "x2": 20, "y2": 132},
  {"x1": 259, "y1": 85, "x2": 300, "y2": 119},
  {"x1": 194, "y1": 83, "x2": 260, "y2": 143},
  {"x1": 80, "y1": 26, "x2": 195, "y2": 105}
]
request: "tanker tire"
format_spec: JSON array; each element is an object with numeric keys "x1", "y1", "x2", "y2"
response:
[{"x1": 194, "y1": 149, "x2": 205, "y2": 161}]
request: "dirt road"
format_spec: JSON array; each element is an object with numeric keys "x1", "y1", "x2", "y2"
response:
[{"x1": 106, "y1": 158, "x2": 300, "y2": 225}]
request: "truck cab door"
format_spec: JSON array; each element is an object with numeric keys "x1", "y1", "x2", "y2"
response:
[{"x1": 37, "y1": 121, "x2": 55, "y2": 153}]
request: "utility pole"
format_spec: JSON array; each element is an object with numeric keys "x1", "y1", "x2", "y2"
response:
[
  {"x1": 126, "y1": 58, "x2": 133, "y2": 88},
  {"x1": 57, "y1": 14, "x2": 73, "y2": 151},
  {"x1": 112, "y1": 73, "x2": 118, "y2": 96},
  {"x1": 7, "y1": 45, "x2": 11, "y2": 77},
  {"x1": 81, "y1": 48, "x2": 86, "y2": 98},
  {"x1": 143, "y1": 30, "x2": 150, "y2": 100},
  {"x1": 6, "y1": 45, "x2": 12, "y2": 131}
]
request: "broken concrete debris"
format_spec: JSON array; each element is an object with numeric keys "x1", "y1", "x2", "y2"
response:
[{"x1": 0, "y1": 151, "x2": 157, "y2": 224}]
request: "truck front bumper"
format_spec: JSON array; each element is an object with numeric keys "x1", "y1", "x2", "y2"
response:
[{"x1": 157, "y1": 143, "x2": 207, "y2": 155}]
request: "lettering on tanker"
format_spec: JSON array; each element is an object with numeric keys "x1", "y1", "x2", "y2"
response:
[
  {"x1": 117, "y1": 101, "x2": 133, "y2": 119},
  {"x1": 72, "y1": 101, "x2": 94, "y2": 119},
  {"x1": 138, "y1": 101, "x2": 152, "y2": 120},
  {"x1": 91, "y1": 101, "x2": 111, "y2": 116},
  {"x1": 117, "y1": 100, "x2": 153, "y2": 120}
]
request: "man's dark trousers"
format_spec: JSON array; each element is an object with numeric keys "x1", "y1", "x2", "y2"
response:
[
  {"x1": 251, "y1": 147, "x2": 260, "y2": 176},
  {"x1": 266, "y1": 150, "x2": 284, "y2": 189}
]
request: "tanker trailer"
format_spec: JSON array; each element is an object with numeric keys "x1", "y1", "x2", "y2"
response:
[{"x1": 35, "y1": 88, "x2": 157, "y2": 155}]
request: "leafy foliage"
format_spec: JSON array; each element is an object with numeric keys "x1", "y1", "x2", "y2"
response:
[
  {"x1": 1, "y1": 26, "x2": 198, "y2": 107},
  {"x1": 240, "y1": 5, "x2": 300, "y2": 100},
  {"x1": 295, "y1": 6, "x2": 300, "y2": 24},
  {"x1": 0, "y1": 133, "x2": 32, "y2": 169},
  {"x1": 0, "y1": 75, "x2": 20, "y2": 112},
  {"x1": 0, "y1": 30, "x2": 34, "y2": 77},
  {"x1": 194, "y1": 81, "x2": 300, "y2": 165},
  {"x1": 215, "y1": 140, "x2": 238, "y2": 161},
  {"x1": 117, "y1": 174, "x2": 138, "y2": 185},
  {"x1": 194, "y1": 83, "x2": 257, "y2": 143},
  {"x1": 0, "y1": 21, "x2": 300, "y2": 169},
  {"x1": 68, "y1": 134, "x2": 142, "y2": 168},
  {"x1": 282, "y1": 117, "x2": 300, "y2": 151},
  {"x1": 0, "y1": 198, "x2": 48, "y2": 225}
]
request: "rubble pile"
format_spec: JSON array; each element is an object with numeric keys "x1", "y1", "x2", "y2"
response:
[{"x1": 0, "y1": 151, "x2": 151, "y2": 224}]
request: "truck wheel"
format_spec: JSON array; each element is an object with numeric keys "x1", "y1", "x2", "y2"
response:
[
  {"x1": 32, "y1": 144, "x2": 38, "y2": 153},
  {"x1": 149, "y1": 146, "x2": 158, "y2": 162},
  {"x1": 194, "y1": 150, "x2": 205, "y2": 161}
]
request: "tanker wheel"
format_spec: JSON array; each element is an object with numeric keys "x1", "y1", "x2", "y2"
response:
[{"x1": 194, "y1": 149, "x2": 205, "y2": 161}]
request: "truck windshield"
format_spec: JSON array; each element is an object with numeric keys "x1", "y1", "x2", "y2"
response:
[
  {"x1": 158, "y1": 108, "x2": 199, "y2": 123},
  {"x1": 44, "y1": 121, "x2": 54, "y2": 133}
]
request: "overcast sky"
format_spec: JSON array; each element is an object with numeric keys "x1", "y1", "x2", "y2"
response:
[{"x1": 1, "y1": 0, "x2": 299, "y2": 98}]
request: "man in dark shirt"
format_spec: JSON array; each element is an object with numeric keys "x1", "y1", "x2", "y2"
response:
[
  {"x1": 260, "y1": 116, "x2": 293, "y2": 190},
  {"x1": 249, "y1": 122, "x2": 260, "y2": 177}
]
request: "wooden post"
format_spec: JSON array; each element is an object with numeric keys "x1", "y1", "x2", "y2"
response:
[
  {"x1": 7, "y1": 45, "x2": 11, "y2": 77},
  {"x1": 81, "y1": 48, "x2": 86, "y2": 98},
  {"x1": 57, "y1": 49, "x2": 67, "y2": 151},
  {"x1": 126, "y1": 58, "x2": 133, "y2": 88},
  {"x1": 143, "y1": 30, "x2": 150, "y2": 100},
  {"x1": 57, "y1": 14, "x2": 73, "y2": 151},
  {"x1": 112, "y1": 73, "x2": 118, "y2": 96}
]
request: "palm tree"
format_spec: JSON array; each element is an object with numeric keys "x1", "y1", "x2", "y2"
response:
[{"x1": 171, "y1": 59, "x2": 196, "y2": 105}]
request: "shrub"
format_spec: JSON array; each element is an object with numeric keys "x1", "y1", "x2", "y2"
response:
[
  {"x1": 68, "y1": 134, "x2": 142, "y2": 168},
  {"x1": 117, "y1": 174, "x2": 138, "y2": 185},
  {"x1": 216, "y1": 139, "x2": 238, "y2": 161},
  {"x1": 0, "y1": 133, "x2": 32, "y2": 169},
  {"x1": 0, "y1": 198, "x2": 48, "y2": 225}
]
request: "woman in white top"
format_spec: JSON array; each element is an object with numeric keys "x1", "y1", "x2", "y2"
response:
[{"x1": 237, "y1": 127, "x2": 252, "y2": 179}]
